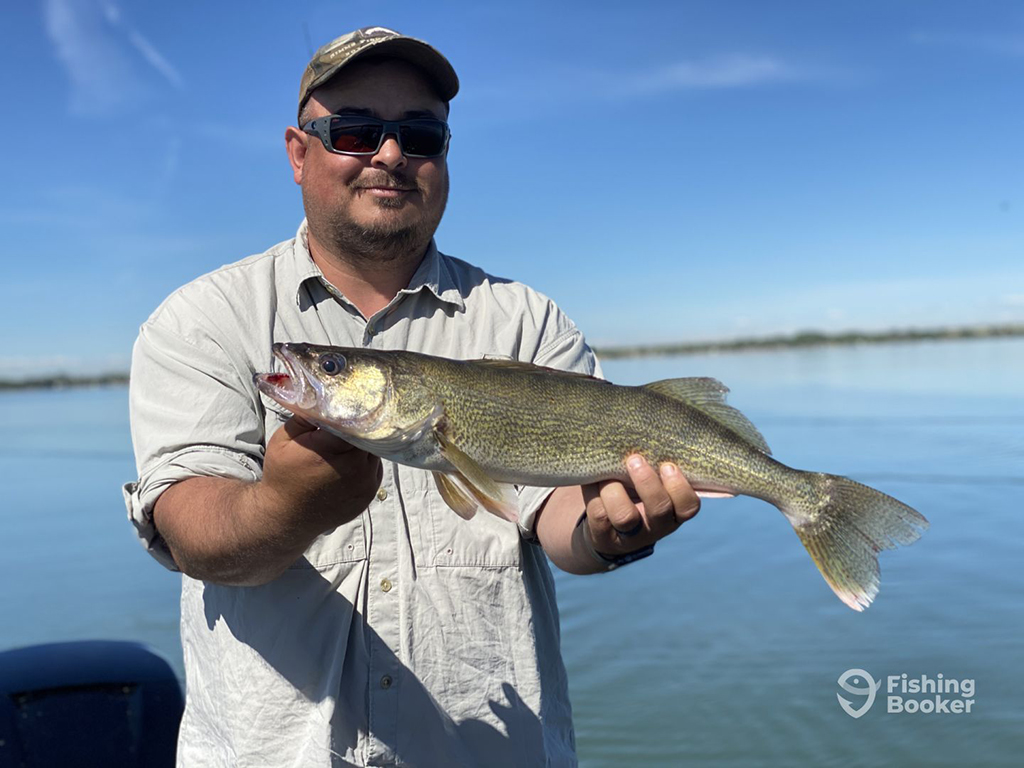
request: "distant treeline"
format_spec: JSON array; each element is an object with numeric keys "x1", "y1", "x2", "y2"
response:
[
  {"x1": 0, "y1": 373, "x2": 130, "y2": 392},
  {"x1": 3, "y1": 323, "x2": 1023, "y2": 390},
  {"x1": 592, "y1": 322, "x2": 1024, "y2": 360}
]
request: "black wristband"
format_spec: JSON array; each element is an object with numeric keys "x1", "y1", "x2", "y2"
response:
[
  {"x1": 576, "y1": 511, "x2": 655, "y2": 570},
  {"x1": 594, "y1": 543, "x2": 656, "y2": 569}
]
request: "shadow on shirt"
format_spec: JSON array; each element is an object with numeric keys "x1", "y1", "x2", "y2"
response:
[{"x1": 198, "y1": 559, "x2": 552, "y2": 766}]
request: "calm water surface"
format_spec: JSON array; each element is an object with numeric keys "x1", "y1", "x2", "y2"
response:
[{"x1": 1, "y1": 339, "x2": 1021, "y2": 766}]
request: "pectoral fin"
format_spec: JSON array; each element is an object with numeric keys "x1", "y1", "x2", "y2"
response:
[
  {"x1": 434, "y1": 429, "x2": 520, "y2": 523},
  {"x1": 433, "y1": 472, "x2": 479, "y2": 520}
]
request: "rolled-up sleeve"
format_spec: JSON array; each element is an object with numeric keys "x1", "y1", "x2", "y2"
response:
[
  {"x1": 515, "y1": 315, "x2": 603, "y2": 538},
  {"x1": 123, "y1": 313, "x2": 265, "y2": 570}
]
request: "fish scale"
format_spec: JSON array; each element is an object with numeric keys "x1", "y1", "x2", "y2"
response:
[
  {"x1": 256, "y1": 343, "x2": 928, "y2": 611},
  {"x1": 423, "y1": 355, "x2": 788, "y2": 497}
]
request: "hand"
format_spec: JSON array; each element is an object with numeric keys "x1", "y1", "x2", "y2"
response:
[
  {"x1": 582, "y1": 455, "x2": 700, "y2": 557},
  {"x1": 260, "y1": 416, "x2": 382, "y2": 536}
]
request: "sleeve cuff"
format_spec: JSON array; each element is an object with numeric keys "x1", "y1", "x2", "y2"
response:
[
  {"x1": 515, "y1": 484, "x2": 556, "y2": 540},
  {"x1": 123, "y1": 446, "x2": 262, "y2": 571}
]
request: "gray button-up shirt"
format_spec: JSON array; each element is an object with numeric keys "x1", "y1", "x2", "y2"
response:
[{"x1": 123, "y1": 221, "x2": 599, "y2": 767}]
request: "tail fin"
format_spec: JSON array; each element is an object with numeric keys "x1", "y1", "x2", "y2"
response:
[{"x1": 782, "y1": 473, "x2": 928, "y2": 611}]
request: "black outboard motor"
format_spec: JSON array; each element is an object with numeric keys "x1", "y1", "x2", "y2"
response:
[{"x1": 0, "y1": 640, "x2": 183, "y2": 767}]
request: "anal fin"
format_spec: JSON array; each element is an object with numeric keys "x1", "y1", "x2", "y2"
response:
[{"x1": 696, "y1": 490, "x2": 737, "y2": 499}]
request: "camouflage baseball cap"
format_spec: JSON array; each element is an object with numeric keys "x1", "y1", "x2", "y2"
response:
[{"x1": 297, "y1": 26, "x2": 459, "y2": 121}]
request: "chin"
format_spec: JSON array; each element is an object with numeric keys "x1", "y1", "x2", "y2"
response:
[
  {"x1": 370, "y1": 198, "x2": 413, "y2": 211},
  {"x1": 358, "y1": 206, "x2": 425, "y2": 229}
]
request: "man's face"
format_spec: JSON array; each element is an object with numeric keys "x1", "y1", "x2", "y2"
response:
[{"x1": 290, "y1": 58, "x2": 450, "y2": 262}]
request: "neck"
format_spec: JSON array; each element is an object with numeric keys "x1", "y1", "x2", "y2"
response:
[{"x1": 306, "y1": 229, "x2": 427, "y2": 318}]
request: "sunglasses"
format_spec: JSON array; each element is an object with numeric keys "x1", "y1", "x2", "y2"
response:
[{"x1": 302, "y1": 115, "x2": 451, "y2": 158}]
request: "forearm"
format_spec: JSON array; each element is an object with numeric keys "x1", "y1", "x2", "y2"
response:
[
  {"x1": 534, "y1": 485, "x2": 609, "y2": 575},
  {"x1": 153, "y1": 477, "x2": 323, "y2": 587}
]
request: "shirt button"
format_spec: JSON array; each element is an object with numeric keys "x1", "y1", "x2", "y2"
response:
[
  {"x1": 380, "y1": 675, "x2": 392, "y2": 690},
  {"x1": 376, "y1": 488, "x2": 388, "y2": 501},
  {"x1": 380, "y1": 578, "x2": 392, "y2": 593}
]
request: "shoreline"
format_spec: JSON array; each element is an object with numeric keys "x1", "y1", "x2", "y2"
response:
[
  {"x1": 3, "y1": 323, "x2": 1022, "y2": 391},
  {"x1": 0, "y1": 373, "x2": 130, "y2": 392},
  {"x1": 592, "y1": 322, "x2": 1024, "y2": 360}
]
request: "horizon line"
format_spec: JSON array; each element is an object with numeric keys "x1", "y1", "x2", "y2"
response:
[{"x1": 2, "y1": 321, "x2": 1023, "y2": 391}]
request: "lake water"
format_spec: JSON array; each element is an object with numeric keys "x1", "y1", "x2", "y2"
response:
[{"x1": 2, "y1": 339, "x2": 1022, "y2": 766}]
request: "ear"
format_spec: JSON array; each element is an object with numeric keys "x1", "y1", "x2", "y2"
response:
[{"x1": 285, "y1": 126, "x2": 309, "y2": 185}]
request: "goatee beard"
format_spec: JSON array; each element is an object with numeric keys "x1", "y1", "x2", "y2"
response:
[
  {"x1": 323, "y1": 218, "x2": 427, "y2": 263},
  {"x1": 308, "y1": 171, "x2": 447, "y2": 264}
]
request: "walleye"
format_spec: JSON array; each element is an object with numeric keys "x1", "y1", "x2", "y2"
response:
[{"x1": 256, "y1": 343, "x2": 928, "y2": 610}]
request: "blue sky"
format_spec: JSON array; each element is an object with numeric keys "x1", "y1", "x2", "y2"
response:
[{"x1": 2, "y1": 1, "x2": 1022, "y2": 375}]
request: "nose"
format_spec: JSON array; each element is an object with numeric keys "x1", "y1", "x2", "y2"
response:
[{"x1": 371, "y1": 133, "x2": 407, "y2": 171}]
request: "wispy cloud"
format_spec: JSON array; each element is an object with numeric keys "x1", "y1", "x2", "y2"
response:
[
  {"x1": 160, "y1": 135, "x2": 182, "y2": 187},
  {"x1": 0, "y1": 183, "x2": 157, "y2": 229},
  {"x1": 911, "y1": 31, "x2": 1024, "y2": 59},
  {"x1": 463, "y1": 53, "x2": 809, "y2": 112},
  {"x1": 125, "y1": 29, "x2": 186, "y2": 90},
  {"x1": 610, "y1": 54, "x2": 803, "y2": 96},
  {"x1": 43, "y1": 0, "x2": 184, "y2": 117},
  {"x1": 192, "y1": 122, "x2": 284, "y2": 153},
  {"x1": 44, "y1": 0, "x2": 138, "y2": 115},
  {"x1": 98, "y1": 0, "x2": 185, "y2": 89}
]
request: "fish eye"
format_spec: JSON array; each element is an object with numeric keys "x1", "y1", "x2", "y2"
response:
[{"x1": 319, "y1": 354, "x2": 346, "y2": 375}]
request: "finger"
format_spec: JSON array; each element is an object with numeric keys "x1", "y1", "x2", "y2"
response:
[
  {"x1": 582, "y1": 483, "x2": 613, "y2": 541},
  {"x1": 296, "y1": 428, "x2": 359, "y2": 456},
  {"x1": 279, "y1": 417, "x2": 359, "y2": 456},
  {"x1": 625, "y1": 455, "x2": 675, "y2": 532},
  {"x1": 280, "y1": 415, "x2": 318, "y2": 441},
  {"x1": 598, "y1": 479, "x2": 644, "y2": 536},
  {"x1": 322, "y1": 449, "x2": 381, "y2": 484},
  {"x1": 659, "y1": 462, "x2": 701, "y2": 524}
]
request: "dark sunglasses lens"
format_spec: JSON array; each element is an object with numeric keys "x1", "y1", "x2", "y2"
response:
[
  {"x1": 328, "y1": 120, "x2": 382, "y2": 153},
  {"x1": 399, "y1": 121, "x2": 447, "y2": 156}
]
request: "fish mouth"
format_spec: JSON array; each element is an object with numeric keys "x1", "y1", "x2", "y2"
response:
[{"x1": 254, "y1": 344, "x2": 319, "y2": 413}]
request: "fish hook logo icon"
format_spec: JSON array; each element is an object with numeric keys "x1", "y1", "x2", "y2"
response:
[{"x1": 837, "y1": 669, "x2": 879, "y2": 718}]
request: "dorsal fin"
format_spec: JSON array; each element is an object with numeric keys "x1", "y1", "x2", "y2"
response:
[
  {"x1": 471, "y1": 358, "x2": 604, "y2": 381},
  {"x1": 643, "y1": 377, "x2": 771, "y2": 455}
]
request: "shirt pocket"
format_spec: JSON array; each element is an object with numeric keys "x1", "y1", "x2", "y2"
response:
[
  {"x1": 425, "y1": 482, "x2": 523, "y2": 568},
  {"x1": 291, "y1": 517, "x2": 368, "y2": 568}
]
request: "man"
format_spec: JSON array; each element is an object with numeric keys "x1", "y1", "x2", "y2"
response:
[{"x1": 124, "y1": 27, "x2": 699, "y2": 767}]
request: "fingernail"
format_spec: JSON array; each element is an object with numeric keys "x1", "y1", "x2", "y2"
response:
[
  {"x1": 660, "y1": 462, "x2": 678, "y2": 477},
  {"x1": 627, "y1": 456, "x2": 644, "y2": 471}
]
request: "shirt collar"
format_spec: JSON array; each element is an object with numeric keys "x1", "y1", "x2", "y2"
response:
[
  {"x1": 396, "y1": 239, "x2": 466, "y2": 311},
  {"x1": 288, "y1": 219, "x2": 465, "y2": 312}
]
